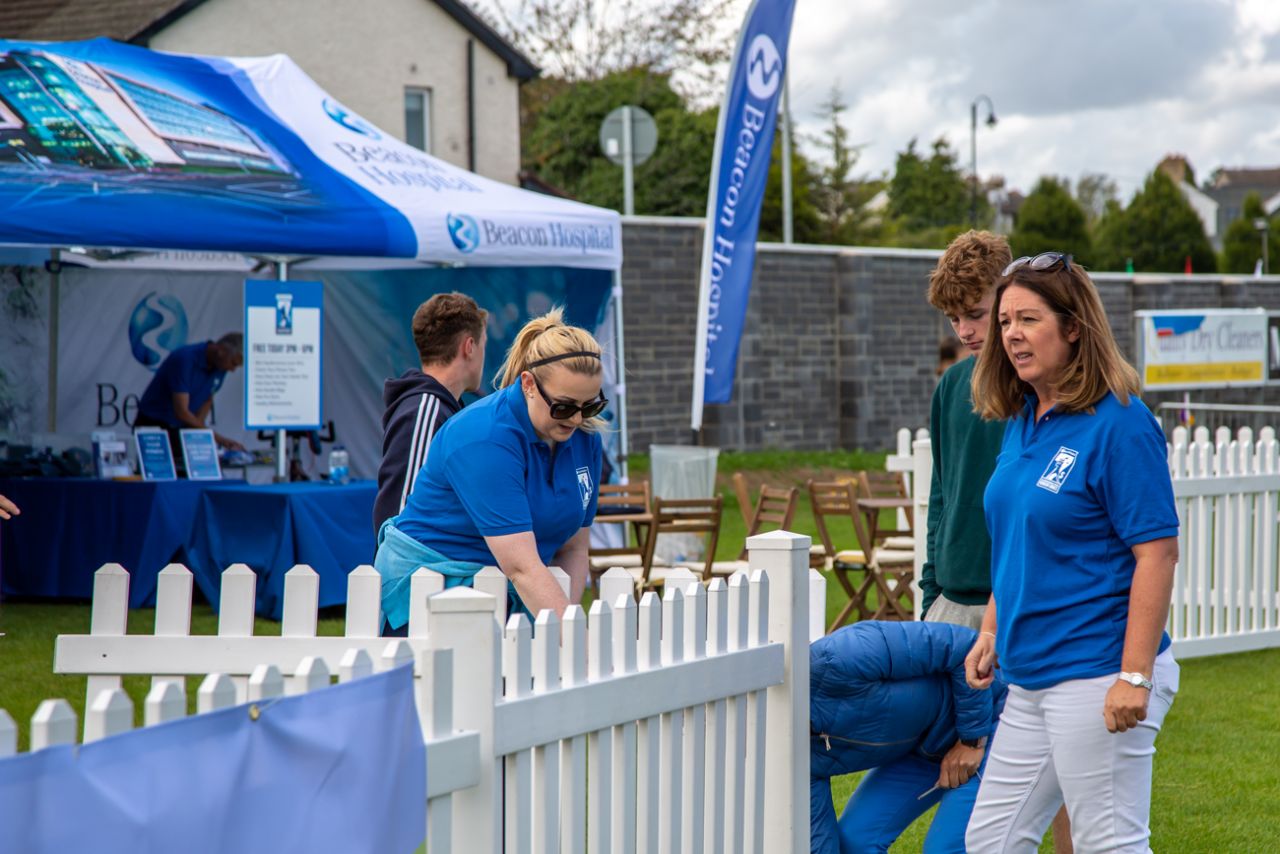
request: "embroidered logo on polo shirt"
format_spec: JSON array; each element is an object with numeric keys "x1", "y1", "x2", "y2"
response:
[
  {"x1": 1036, "y1": 447, "x2": 1079, "y2": 493},
  {"x1": 576, "y1": 466, "x2": 593, "y2": 509}
]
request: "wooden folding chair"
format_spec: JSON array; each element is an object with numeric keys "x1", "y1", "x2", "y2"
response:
[
  {"x1": 588, "y1": 481, "x2": 655, "y2": 571},
  {"x1": 807, "y1": 478, "x2": 875, "y2": 632},
  {"x1": 638, "y1": 495, "x2": 724, "y2": 590},
  {"x1": 857, "y1": 470, "x2": 915, "y2": 551},
  {"x1": 849, "y1": 484, "x2": 916, "y2": 621}
]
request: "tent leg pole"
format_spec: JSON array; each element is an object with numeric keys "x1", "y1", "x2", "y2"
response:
[
  {"x1": 47, "y1": 249, "x2": 60, "y2": 432},
  {"x1": 612, "y1": 270, "x2": 629, "y2": 481},
  {"x1": 275, "y1": 260, "x2": 289, "y2": 483}
]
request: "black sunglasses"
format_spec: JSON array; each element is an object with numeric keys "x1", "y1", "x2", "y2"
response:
[
  {"x1": 532, "y1": 375, "x2": 608, "y2": 421},
  {"x1": 1003, "y1": 252, "x2": 1072, "y2": 277}
]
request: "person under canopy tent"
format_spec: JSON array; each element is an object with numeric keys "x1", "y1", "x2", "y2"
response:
[{"x1": 134, "y1": 333, "x2": 246, "y2": 454}]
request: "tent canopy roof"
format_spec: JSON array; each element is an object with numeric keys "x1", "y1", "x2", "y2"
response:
[{"x1": 0, "y1": 38, "x2": 618, "y2": 269}]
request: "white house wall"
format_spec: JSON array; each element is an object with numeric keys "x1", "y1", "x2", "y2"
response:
[{"x1": 148, "y1": 0, "x2": 522, "y2": 184}]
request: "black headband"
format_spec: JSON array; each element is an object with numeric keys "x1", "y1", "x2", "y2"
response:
[{"x1": 527, "y1": 350, "x2": 601, "y2": 369}]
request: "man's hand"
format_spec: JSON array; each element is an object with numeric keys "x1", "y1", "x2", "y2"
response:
[
  {"x1": 965, "y1": 633, "x2": 997, "y2": 689},
  {"x1": 215, "y1": 434, "x2": 246, "y2": 452},
  {"x1": 937, "y1": 739, "x2": 985, "y2": 789},
  {"x1": 0, "y1": 494, "x2": 19, "y2": 520},
  {"x1": 1103, "y1": 680, "x2": 1150, "y2": 733}
]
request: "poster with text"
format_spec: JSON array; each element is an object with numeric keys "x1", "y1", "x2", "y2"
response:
[{"x1": 244, "y1": 279, "x2": 323, "y2": 430}]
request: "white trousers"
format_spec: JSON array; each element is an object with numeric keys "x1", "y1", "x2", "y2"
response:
[{"x1": 966, "y1": 649, "x2": 1179, "y2": 854}]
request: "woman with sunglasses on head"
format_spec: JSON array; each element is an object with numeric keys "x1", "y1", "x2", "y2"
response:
[
  {"x1": 962, "y1": 253, "x2": 1179, "y2": 853},
  {"x1": 374, "y1": 308, "x2": 605, "y2": 632}
]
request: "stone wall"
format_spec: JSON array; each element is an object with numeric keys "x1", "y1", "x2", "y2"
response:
[{"x1": 619, "y1": 218, "x2": 1280, "y2": 453}]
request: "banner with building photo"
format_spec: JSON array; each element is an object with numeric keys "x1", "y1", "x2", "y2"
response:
[
  {"x1": 41, "y1": 266, "x2": 612, "y2": 478},
  {"x1": 1136, "y1": 309, "x2": 1269, "y2": 390},
  {"x1": 0, "y1": 38, "x2": 619, "y2": 269}
]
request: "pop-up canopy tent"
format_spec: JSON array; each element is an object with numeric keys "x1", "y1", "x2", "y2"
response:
[{"x1": 0, "y1": 38, "x2": 628, "y2": 472}]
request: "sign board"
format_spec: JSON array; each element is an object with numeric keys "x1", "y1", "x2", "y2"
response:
[
  {"x1": 1135, "y1": 309, "x2": 1268, "y2": 390},
  {"x1": 180, "y1": 429, "x2": 223, "y2": 480},
  {"x1": 134, "y1": 427, "x2": 177, "y2": 480},
  {"x1": 599, "y1": 105, "x2": 658, "y2": 166},
  {"x1": 244, "y1": 279, "x2": 323, "y2": 430}
]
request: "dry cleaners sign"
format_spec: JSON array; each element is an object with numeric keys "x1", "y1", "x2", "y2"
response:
[{"x1": 1136, "y1": 309, "x2": 1268, "y2": 390}]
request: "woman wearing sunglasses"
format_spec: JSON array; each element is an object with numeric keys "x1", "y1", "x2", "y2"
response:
[
  {"x1": 374, "y1": 308, "x2": 605, "y2": 631},
  {"x1": 963, "y1": 253, "x2": 1180, "y2": 853}
]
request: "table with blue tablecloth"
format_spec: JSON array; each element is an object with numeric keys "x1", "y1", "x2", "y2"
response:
[
  {"x1": 184, "y1": 481, "x2": 377, "y2": 619},
  {"x1": 0, "y1": 478, "x2": 376, "y2": 619},
  {"x1": 0, "y1": 478, "x2": 240, "y2": 607}
]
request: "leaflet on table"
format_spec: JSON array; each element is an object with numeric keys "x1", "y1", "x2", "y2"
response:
[
  {"x1": 91, "y1": 430, "x2": 132, "y2": 478},
  {"x1": 180, "y1": 429, "x2": 222, "y2": 480},
  {"x1": 134, "y1": 427, "x2": 177, "y2": 480}
]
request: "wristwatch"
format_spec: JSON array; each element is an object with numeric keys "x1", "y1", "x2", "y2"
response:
[
  {"x1": 1117, "y1": 671, "x2": 1154, "y2": 691},
  {"x1": 960, "y1": 736, "x2": 987, "y2": 749}
]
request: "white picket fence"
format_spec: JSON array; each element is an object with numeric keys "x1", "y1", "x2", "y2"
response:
[
  {"x1": 895, "y1": 424, "x2": 1280, "y2": 658},
  {"x1": 23, "y1": 530, "x2": 815, "y2": 853},
  {"x1": 1, "y1": 639, "x2": 405, "y2": 755}
]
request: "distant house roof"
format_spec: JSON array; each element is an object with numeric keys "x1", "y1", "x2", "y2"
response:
[
  {"x1": 0, "y1": 0, "x2": 539, "y2": 80},
  {"x1": 1210, "y1": 167, "x2": 1280, "y2": 189}
]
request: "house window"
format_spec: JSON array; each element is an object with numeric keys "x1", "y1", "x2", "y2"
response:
[{"x1": 404, "y1": 88, "x2": 432, "y2": 152}]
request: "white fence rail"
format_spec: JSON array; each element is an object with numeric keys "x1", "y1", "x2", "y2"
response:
[
  {"x1": 894, "y1": 424, "x2": 1280, "y2": 659},
  {"x1": 35, "y1": 531, "x2": 814, "y2": 853}
]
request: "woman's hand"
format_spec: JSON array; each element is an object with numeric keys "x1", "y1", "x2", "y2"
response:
[
  {"x1": 937, "y1": 739, "x2": 985, "y2": 789},
  {"x1": 965, "y1": 632, "x2": 997, "y2": 689},
  {"x1": 1103, "y1": 681, "x2": 1150, "y2": 733}
]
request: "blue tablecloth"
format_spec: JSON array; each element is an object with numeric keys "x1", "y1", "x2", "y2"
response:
[
  {"x1": 184, "y1": 481, "x2": 377, "y2": 620},
  {"x1": 0, "y1": 478, "x2": 240, "y2": 607}
]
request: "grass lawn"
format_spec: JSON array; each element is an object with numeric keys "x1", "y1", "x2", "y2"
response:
[{"x1": 2, "y1": 449, "x2": 1276, "y2": 851}]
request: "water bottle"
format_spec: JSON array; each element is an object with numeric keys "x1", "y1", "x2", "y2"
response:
[{"x1": 328, "y1": 444, "x2": 349, "y2": 485}]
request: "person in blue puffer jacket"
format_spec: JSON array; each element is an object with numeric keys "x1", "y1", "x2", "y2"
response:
[{"x1": 811, "y1": 620, "x2": 1007, "y2": 854}]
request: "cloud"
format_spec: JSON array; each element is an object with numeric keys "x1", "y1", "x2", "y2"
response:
[{"x1": 783, "y1": 0, "x2": 1278, "y2": 196}]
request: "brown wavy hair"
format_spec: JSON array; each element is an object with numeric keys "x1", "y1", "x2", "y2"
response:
[
  {"x1": 495, "y1": 308, "x2": 606, "y2": 432},
  {"x1": 412, "y1": 292, "x2": 487, "y2": 366},
  {"x1": 927, "y1": 230, "x2": 1012, "y2": 314},
  {"x1": 972, "y1": 261, "x2": 1139, "y2": 419}
]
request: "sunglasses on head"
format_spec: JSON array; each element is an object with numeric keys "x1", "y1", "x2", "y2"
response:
[
  {"x1": 1003, "y1": 252, "x2": 1073, "y2": 277},
  {"x1": 532, "y1": 375, "x2": 608, "y2": 421}
]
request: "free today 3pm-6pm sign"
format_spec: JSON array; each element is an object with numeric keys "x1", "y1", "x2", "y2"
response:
[{"x1": 244, "y1": 279, "x2": 323, "y2": 431}]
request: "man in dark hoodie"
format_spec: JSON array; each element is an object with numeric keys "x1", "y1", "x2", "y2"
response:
[{"x1": 373, "y1": 292, "x2": 487, "y2": 534}]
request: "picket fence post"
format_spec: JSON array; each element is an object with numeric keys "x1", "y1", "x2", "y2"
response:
[
  {"x1": 428, "y1": 586, "x2": 500, "y2": 854},
  {"x1": 749, "y1": 530, "x2": 811, "y2": 854}
]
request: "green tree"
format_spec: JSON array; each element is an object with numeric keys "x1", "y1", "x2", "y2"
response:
[
  {"x1": 887, "y1": 137, "x2": 977, "y2": 234},
  {"x1": 1074, "y1": 172, "x2": 1118, "y2": 230},
  {"x1": 523, "y1": 69, "x2": 708, "y2": 215},
  {"x1": 1010, "y1": 177, "x2": 1092, "y2": 264},
  {"x1": 1220, "y1": 192, "x2": 1279, "y2": 274},
  {"x1": 805, "y1": 84, "x2": 882, "y2": 245},
  {"x1": 757, "y1": 129, "x2": 823, "y2": 244},
  {"x1": 1092, "y1": 170, "x2": 1216, "y2": 273}
]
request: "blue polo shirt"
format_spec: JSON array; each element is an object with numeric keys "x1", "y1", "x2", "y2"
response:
[
  {"x1": 137, "y1": 341, "x2": 225, "y2": 426},
  {"x1": 395, "y1": 382, "x2": 603, "y2": 565},
  {"x1": 983, "y1": 392, "x2": 1178, "y2": 690}
]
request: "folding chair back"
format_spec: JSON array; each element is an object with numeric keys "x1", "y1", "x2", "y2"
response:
[
  {"x1": 588, "y1": 481, "x2": 654, "y2": 579},
  {"x1": 642, "y1": 495, "x2": 724, "y2": 585},
  {"x1": 858, "y1": 470, "x2": 914, "y2": 544},
  {"x1": 596, "y1": 480, "x2": 651, "y2": 514},
  {"x1": 737, "y1": 480, "x2": 799, "y2": 559},
  {"x1": 807, "y1": 477, "x2": 860, "y2": 568}
]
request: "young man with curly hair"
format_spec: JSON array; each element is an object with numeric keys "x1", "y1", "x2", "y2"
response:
[{"x1": 921, "y1": 230, "x2": 1011, "y2": 630}]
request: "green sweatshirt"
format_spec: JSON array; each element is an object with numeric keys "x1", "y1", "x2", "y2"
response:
[{"x1": 920, "y1": 356, "x2": 1006, "y2": 615}]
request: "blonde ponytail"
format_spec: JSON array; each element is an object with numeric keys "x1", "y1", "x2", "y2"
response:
[{"x1": 494, "y1": 307, "x2": 604, "y2": 388}]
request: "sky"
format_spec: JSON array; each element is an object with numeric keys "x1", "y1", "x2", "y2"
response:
[{"x1": 781, "y1": 0, "x2": 1280, "y2": 200}]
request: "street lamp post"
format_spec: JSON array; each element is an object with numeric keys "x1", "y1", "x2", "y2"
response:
[
  {"x1": 1255, "y1": 218, "x2": 1270, "y2": 275},
  {"x1": 970, "y1": 95, "x2": 997, "y2": 228}
]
